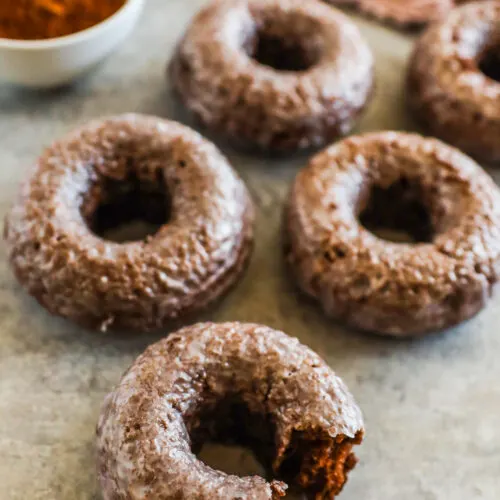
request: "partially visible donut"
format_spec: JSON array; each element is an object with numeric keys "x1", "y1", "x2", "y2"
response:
[
  {"x1": 97, "y1": 322, "x2": 364, "y2": 499},
  {"x1": 325, "y1": 0, "x2": 460, "y2": 29},
  {"x1": 4, "y1": 115, "x2": 254, "y2": 332},
  {"x1": 170, "y1": 0, "x2": 374, "y2": 152},
  {"x1": 285, "y1": 132, "x2": 500, "y2": 336},
  {"x1": 407, "y1": 1, "x2": 500, "y2": 163}
]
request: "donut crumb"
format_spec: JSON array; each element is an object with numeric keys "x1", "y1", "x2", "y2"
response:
[
  {"x1": 270, "y1": 480, "x2": 287, "y2": 498},
  {"x1": 277, "y1": 429, "x2": 362, "y2": 497}
]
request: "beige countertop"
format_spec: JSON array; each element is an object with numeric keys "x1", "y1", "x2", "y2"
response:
[{"x1": 0, "y1": 1, "x2": 499, "y2": 498}]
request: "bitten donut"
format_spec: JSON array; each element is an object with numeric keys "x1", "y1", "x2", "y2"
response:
[
  {"x1": 4, "y1": 115, "x2": 254, "y2": 332},
  {"x1": 170, "y1": 0, "x2": 374, "y2": 152},
  {"x1": 407, "y1": 1, "x2": 500, "y2": 163},
  {"x1": 97, "y1": 322, "x2": 364, "y2": 499},
  {"x1": 285, "y1": 132, "x2": 500, "y2": 336}
]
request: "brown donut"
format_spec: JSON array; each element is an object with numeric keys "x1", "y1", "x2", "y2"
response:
[
  {"x1": 4, "y1": 115, "x2": 254, "y2": 332},
  {"x1": 285, "y1": 132, "x2": 500, "y2": 337},
  {"x1": 326, "y1": 0, "x2": 454, "y2": 29},
  {"x1": 407, "y1": 1, "x2": 500, "y2": 163},
  {"x1": 169, "y1": 0, "x2": 374, "y2": 153},
  {"x1": 97, "y1": 322, "x2": 364, "y2": 499}
]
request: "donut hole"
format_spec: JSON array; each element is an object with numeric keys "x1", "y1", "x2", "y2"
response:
[
  {"x1": 198, "y1": 444, "x2": 267, "y2": 478},
  {"x1": 82, "y1": 169, "x2": 171, "y2": 243},
  {"x1": 244, "y1": 15, "x2": 323, "y2": 72},
  {"x1": 190, "y1": 396, "x2": 358, "y2": 497},
  {"x1": 250, "y1": 32, "x2": 318, "y2": 71},
  {"x1": 358, "y1": 178, "x2": 433, "y2": 243},
  {"x1": 190, "y1": 399, "x2": 277, "y2": 478},
  {"x1": 479, "y1": 43, "x2": 500, "y2": 83}
]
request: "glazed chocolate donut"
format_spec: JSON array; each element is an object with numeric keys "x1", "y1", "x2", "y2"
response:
[
  {"x1": 4, "y1": 115, "x2": 254, "y2": 332},
  {"x1": 407, "y1": 1, "x2": 500, "y2": 163},
  {"x1": 170, "y1": 0, "x2": 374, "y2": 152},
  {"x1": 97, "y1": 322, "x2": 364, "y2": 499},
  {"x1": 326, "y1": 0, "x2": 454, "y2": 29},
  {"x1": 285, "y1": 132, "x2": 500, "y2": 336}
]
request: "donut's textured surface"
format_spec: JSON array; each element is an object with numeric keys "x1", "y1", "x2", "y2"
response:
[
  {"x1": 326, "y1": 0, "x2": 454, "y2": 28},
  {"x1": 170, "y1": 0, "x2": 374, "y2": 152},
  {"x1": 286, "y1": 132, "x2": 500, "y2": 336},
  {"x1": 4, "y1": 115, "x2": 254, "y2": 332},
  {"x1": 407, "y1": 1, "x2": 500, "y2": 163},
  {"x1": 97, "y1": 322, "x2": 364, "y2": 499}
]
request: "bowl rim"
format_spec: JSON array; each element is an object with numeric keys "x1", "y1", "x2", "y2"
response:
[{"x1": 0, "y1": 0, "x2": 145, "y2": 50}]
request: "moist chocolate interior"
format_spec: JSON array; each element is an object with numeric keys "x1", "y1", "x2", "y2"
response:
[
  {"x1": 479, "y1": 43, "x2": 500, "y2": 83},
  {"x1": 358, "y1": 177, "x2": 434, "y2": 243},
  {"x1": 188, "y1": 396, "x2": 357, "y2": 498},
  {"x1": 81, "y1": 168, "x2": 171, "y2": 243}
]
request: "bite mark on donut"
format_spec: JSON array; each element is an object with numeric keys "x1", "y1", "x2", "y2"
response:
[
  {"x1": 186, "y1": 376, "x2": 363, "y2": 497},
  {"x1": 276, "y1": 429, "x2": 363, "y2": 498},
  {"x1": 97, "y1": 324, "x2": 364, "y2": 498}
]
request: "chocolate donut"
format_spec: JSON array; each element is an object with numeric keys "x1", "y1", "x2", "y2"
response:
[
  {"x1": 4, "y1": 115, "x2": 254, "y2": 332},
  {"x1": 407, "y1": 1, "x2": 500, "y2": 163},
  {"x1": 326, "y1": 0, "x2": 454, "y2": 29},
  {"x1": 285, "y1": 132, "x2": 500, "y2": 336},
  {"x1": 170, "y1": 0, "x2": 374, "y2": 152},
  {"x1": 97, "y1": 322, "x2": 364, "y2": 499}
]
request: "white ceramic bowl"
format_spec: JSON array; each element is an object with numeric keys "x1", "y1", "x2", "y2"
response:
[{"x1": 0, "y1": 0, "x2": 145, "y2": 89}]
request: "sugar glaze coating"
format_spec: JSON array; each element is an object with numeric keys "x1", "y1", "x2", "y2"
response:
[
  {"x1": 286, "y1": 132, "x2": 500, "y2": 336},
  {"x1": 97, "y1": 322, "x2": 364, "y2": 499},
  {"x1": 326, "y1": 0, "x2": 454, "y2": 29},
  {"x1": 408, "y1": 1, "x2": 500, "y2": 163},
  {"x1": 170, "y1": 0, "x2": 374, "y2": 152},
  {"x1": 4, "y1": 115, "x2": 254, "y2": 332}
]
